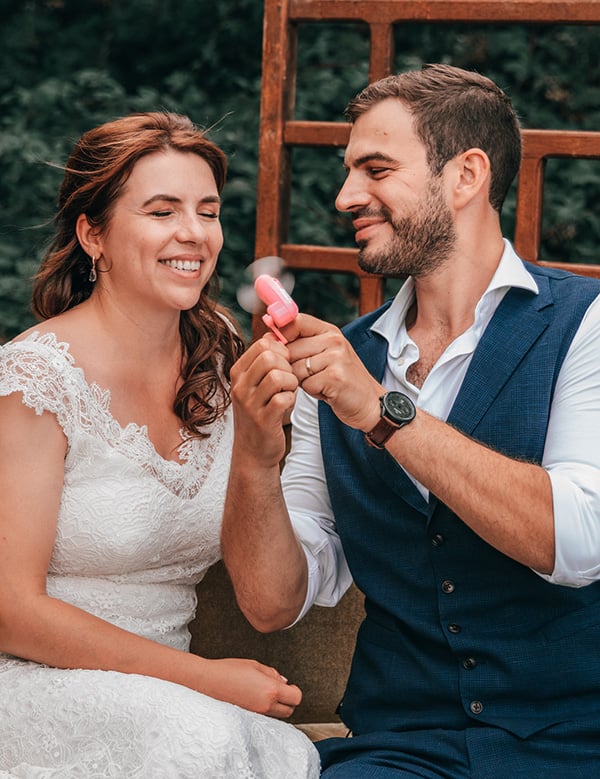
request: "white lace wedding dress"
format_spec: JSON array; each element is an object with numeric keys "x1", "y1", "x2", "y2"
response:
[{"x1": 0, "y1": 332, "x2": 320, "y2": 779}]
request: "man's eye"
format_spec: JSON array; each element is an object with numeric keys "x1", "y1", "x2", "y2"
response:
[
  {"x1": 150, "y1": 210, "x2": 173, "y2": 217},
  {"x1": 199, "y1": 211, "x2": 219, "y2": 219},
  {"x1": 368, "y1": 168, "x2": 390, "y2": 178}
]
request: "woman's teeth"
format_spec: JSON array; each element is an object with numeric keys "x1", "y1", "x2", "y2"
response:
[{"x1": 160, "y1": 259, "x2": 201, "y2": 271}]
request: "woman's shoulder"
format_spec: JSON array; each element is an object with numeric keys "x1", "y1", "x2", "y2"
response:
[
  {"x1": 0, "y1": 321, "x2": 84, "y2": 405},
  {"x1": 3, "y1": 325, "x2": 74, "y2": 368},
  {"x1": 4, "y1": 307, "x2": 94, "y2": 365},
  {"x1": 0, "y1": 319, "x2": 101, "y2": 440}
]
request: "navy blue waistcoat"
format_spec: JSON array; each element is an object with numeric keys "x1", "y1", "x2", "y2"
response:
[{"x1": 318, "y1": 262, "x2": 600, "y2": 738}]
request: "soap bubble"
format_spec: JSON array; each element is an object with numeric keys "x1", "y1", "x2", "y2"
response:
[{"x1": 236, "y1": 256, "x2": 295, "y2": 313}]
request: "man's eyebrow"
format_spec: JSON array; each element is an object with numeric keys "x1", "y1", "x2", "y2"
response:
[
  {"x1": 343, "y1": 152, "x2": 397, "y2": 170},
  {"x1": 141, "y1": 194, "x2": 221, "y2": 207}
]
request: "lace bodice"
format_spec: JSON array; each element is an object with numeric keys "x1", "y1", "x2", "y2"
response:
[{"x1": 0, "y1": 331, "x2": 232, "y2": 652}]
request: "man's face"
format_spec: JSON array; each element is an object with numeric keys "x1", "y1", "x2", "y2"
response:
[{"x1": 336, "y1": 98, "x2": 456, "y2": 277}]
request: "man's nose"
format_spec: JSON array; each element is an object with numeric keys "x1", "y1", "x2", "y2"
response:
[{"x1": 335, "y1": 172, "x2": 369, "y2": 213}]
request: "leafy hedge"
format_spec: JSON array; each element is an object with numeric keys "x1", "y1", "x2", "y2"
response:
[{"x1": 1, "y1": 1, "x2": 598, "y2": 340}]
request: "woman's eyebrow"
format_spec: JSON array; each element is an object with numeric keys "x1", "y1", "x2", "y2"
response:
[{"x1": 141, "y1": 194, "x2": 221, "y2": 207}]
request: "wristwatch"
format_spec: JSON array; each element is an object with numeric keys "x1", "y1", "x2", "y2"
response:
[{"x1": 365, "y1": 391, "x2": 416, "y2": 449}]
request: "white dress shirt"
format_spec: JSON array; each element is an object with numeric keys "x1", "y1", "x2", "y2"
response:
[{"x1": 282, "y1": 241, "x2": 600, "y2": 620}]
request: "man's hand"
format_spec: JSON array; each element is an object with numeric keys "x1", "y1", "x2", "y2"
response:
[{"x1": 281, "y1": 313, "x2": 384, "y2": 434}]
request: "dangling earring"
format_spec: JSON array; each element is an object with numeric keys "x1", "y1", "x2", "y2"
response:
[{"x1": 88, "y1": 256, "x2": 97, "y2": 283}]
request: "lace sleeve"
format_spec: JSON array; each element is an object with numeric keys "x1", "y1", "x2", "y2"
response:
[{"x1": 0, "y1": 332, "x2": 94, "y2": 441}]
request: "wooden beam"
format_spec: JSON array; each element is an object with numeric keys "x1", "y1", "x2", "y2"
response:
[{"x1": 290, "y1": 1, "x2": 600, "y2": 24}]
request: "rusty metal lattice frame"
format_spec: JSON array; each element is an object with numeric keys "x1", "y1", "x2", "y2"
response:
[{"x1": 254, "y1": 0, "x2": 600, "y2": 335}]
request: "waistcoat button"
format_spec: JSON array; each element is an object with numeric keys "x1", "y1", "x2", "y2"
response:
[
  {"x1": 462, "y1": 657, "x2": 477, "y2": 670},
  {"x1": 448, "y1": 623, "x2": 461, "y2": 634},
  {"x1": 470, "y1": 700, "x2": 484, "y2": 715},
  {"x1": 431, "y1": 533, "x2": 445, "y2": 547},
  {"x1": 441, "y1": 579, "x2": 455, "y2": 593}
]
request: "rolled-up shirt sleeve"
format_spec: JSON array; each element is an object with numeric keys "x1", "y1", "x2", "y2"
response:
[
  {"x1": 281, "y1": 389, "x2": 352, "y2": 621},
  {"x1": 540, "y1": 293, "x2": 600, "y2": 586}
]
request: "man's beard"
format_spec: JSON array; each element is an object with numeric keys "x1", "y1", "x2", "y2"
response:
[{"x1": 356, "y1": 177, "x2": 457, "y2": 278}]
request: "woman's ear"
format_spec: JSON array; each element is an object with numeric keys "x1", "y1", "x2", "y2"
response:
[
  {"x1": 76, "y1": 214, "x2": 102, "y2": 258},
  {"x1": 452, "y1": 148, "x2": 491, "y2": 209}
]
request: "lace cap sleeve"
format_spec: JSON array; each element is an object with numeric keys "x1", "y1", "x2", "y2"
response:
[{"x1": 0, "y1": 332, "x2": 97, "y2": 439}]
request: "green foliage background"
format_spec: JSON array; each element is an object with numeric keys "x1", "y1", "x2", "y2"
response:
[{"x1": 1, "y1": 1, "x2": 598, "y2": 340}]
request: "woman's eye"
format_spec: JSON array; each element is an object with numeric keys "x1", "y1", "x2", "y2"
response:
[
  {"x1": 150, "y1": 210, "x2": 173, "y2": 217},
  {"x1": 199, "y1": 211, "x2": 219, "y2": 219}
]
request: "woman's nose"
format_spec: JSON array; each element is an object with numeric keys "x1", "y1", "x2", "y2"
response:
[{"x1": 176, "y1": 214, "x2": 208, "y2": 242}]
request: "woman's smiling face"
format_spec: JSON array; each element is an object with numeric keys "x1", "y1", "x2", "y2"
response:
[{"x1": 92, "y1": 148, "x2": 223, "y2": 314}]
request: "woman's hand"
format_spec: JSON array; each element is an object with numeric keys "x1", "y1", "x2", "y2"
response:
[
  {"x1": 229, "y1": 337, "x2": 299, "y2": 468},
  {"x1": 195, "y1": 657, "x2": 302, "y2": 718}
]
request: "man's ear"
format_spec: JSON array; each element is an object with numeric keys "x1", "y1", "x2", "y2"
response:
[
  {"x1": 452, "y1": 148, "x2": 491, "y2": 209},
  {"x1": 76, "y1": 213, "x2": 102, "y2": 258}
]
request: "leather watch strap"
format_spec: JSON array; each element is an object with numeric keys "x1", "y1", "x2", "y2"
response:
[{"x1": 365, "y1": 417, "x2": 400, "y2": 449}]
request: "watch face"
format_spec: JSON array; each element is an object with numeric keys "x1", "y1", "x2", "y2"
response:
[{"x1": 383, "y1": 392, "x2": 415, "y2": 423}]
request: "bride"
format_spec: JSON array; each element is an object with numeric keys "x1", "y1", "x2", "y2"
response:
[{"x1": 0, "y1": 111, "x2": 320, "y2": 778}]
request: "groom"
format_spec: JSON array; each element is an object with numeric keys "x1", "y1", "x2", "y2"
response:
[{"x1": 222, "y1": 64, "x2": 600, "y2": 776}]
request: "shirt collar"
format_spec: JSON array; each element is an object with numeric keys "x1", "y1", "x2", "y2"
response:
[{"x1": 370, "y1": 239, "x2": 539, "y2": 357}]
